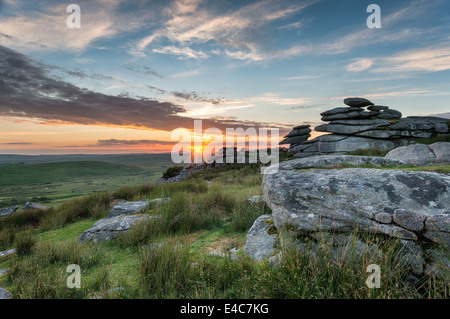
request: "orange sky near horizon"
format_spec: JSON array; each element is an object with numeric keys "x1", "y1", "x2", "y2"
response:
[{"x1": 0, "y1": 118, "x2": 325, "y2": 155}]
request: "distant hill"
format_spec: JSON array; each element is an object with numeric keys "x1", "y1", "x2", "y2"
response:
[{"x1": 0, "y1": 161, "x2": 146, "y2": 187}]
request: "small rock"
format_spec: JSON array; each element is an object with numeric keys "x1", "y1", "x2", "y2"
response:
[
  {"x1": 0, "y1": 249, "x2": 16, "y2": 258},
  {"x1": 245, "y1": 195, "x2": 263, "y2": 205},
  {"x1": 0, "y1": 287, "x2": 13, "y2": 299},
  {"x1": 343, "y1": 97, "x2": 374, "y2": 107},
  {"x1": 22, "y1": 202, "x2": 49, "y2": 211},
  {"x1": 393, "y1": 209, "x2": 426, "y2": 232},
  {"x1": 0, "y1": 206, "x2": 19, "y2": 218},
  {"x1": 374, "y1": 212, "x2": 392, "y2": 224},
  {"x1": 368, "y1": 105, "x2": 389, "y2": 111},
  {"x1": 243, "y1": 214, "x2": 279, "y2": 261}
]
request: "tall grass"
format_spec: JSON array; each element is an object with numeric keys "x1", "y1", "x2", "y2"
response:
[{"x1": 7, "y1": 241, "x2": 103, "y2": 299}]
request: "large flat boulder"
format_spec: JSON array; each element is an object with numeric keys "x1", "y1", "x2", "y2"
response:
[
  {"x1": 279, "y1": 154, "x2": 405, "y2": 170},
  {"x1": 385, "y1": 142, "x2": 450, "y2": 165},
  {"x1": 78, "y1": 214, "x2": 156, "y2": 243},
  {"x1": 263, "y1": 164, "x2": 450, "y2": 243},
  {"x1": 106, "y1": 198, "x2": 170, "y2": 218},
  {"x1": 293, "y1": 135, "x2": 405, "y2": 157}
]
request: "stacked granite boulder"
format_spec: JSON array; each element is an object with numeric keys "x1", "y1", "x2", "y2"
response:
[
  {"x1": 279, "y1": 125, "x2": 311, "y2": 149},
  {"x1": 291, "y1": 97, "x2": 449, "y2": 158}
]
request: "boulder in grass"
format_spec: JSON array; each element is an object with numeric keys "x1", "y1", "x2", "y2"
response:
[
  {"x1": 0, "y1": 287, "x2": 13, "y2": 299},
  {"x1": 0, "y1": 206, "x2": 19, "y2": 218},
  {"x1": 243, "y1": 214, "x2": 279, "y2": 261},
  {"x1": 263, "y1": 163, "x2": 450, "y2": 242},
  {"x1": 106, "y1": 198, "x2": 170, "y2": 218},
  {"x1": 22, "y1": 202, "x2": 49, "y2": 211},
  {"x1": 78, "y1": 214, "x2": 157, "y2": 243}
]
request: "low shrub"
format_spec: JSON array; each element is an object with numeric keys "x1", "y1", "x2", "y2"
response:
[{"x1": 162, "y1": 166, "x2": 184, "y2": 179}]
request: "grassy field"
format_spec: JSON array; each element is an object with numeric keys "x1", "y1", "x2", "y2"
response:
[
  {"x1": 0, "y1": 163, "x2": 448, "y2": 299},
  {"x1": 0, "y1": 153, "x2": 177, "y2": 208}
]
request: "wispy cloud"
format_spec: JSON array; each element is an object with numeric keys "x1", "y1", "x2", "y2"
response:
[
  {"x1": 0, "y1": 0, "x2": 159, "y2": 52},
  {"x1": 152, "y1": 46, "x2": 209, "y2": 59},
  {"x1": 135, "y1": 0, "x2": 316, "y2": 61},
  {"x1": 346, "y1": 46, "x2": 450, "y2": 73},
  {"x1": 97, "y1": 139, "x2": 175, "y2": 146}
]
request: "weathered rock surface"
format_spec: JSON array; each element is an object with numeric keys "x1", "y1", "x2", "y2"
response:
[
  {"x1": 0, "y1": 249, "x2": 16, "y2": 258},
  {"x1": 243, "y1": 214, "x2": 279, "y2": 261},
  {"x1": 79, "y1": 214, "x2": 156, "y2": 243},
  {"x1": 280, "y1": 125, "x2": 311, "y2": 148},
  {"x1": 22, "y1": 202, "x2": 49, "y2": 211},
  {"x1": 245, "y1": 195, "x2": 263, "y2": 205},
  {"x1": 287, "y1": 97, "x2": 449, "y2": 158},
  {"x1": 0, "y1": 287, "x2": 13, "y2": 299},
  {"x1": 279, "y1": 154, "x2": 406, "y2": 170},
  {"x1": 263, "y1": 163, "x2": 450, "y2": 242},
  {"x1": 106, "y1": 198, "x2": 170, "y2": 218},
  {"x1": 343, "y1": 97, "x2": 374, "y2": 107},
  {"x1": 0, "y1": 206, "x2": 18, "y2": 218},
  {"x1": 293, "y1": 134, "x2": 406, "y2": 157},
  {"x1": 385, "y1": 142, "x2": 450, "y2": 165}
]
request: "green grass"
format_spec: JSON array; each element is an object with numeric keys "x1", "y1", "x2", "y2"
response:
[
  {"x1": 0, "y1": 155, "x2": 177, "y2": 208},
  {"x1": 0, "y1": 161, "x2": 448, "y2": 299},
  {"x1": 0, "y1": 161, "x2": 146, "y2": 187}
]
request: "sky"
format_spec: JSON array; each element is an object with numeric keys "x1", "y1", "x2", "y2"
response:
[{"x1": 0, "y1": 0, "x2": 449, "y2": 155}]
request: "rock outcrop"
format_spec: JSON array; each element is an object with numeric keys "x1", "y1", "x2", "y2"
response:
[
  {"x1": 287, "y1": 97, "x2": 449, "y2": 158},
  {"x1": 106, "y1": 198, "x2": 170, "y2": 218},
  {"x1": 385, "y1": 142, "x2": 450, "y2": 165},
  {"x1": 22, "y1": 202, "x2": 49, "y2": 211},
  {"x1": 279, "y1": 125, "x2": 311, "y2": 149},
  {"x1": 78, "y1": 214, "x2": 156, "y2": 243},
  {"x1": 245, "y1": 154, "x2": 450, "y2": 280},
  {"x1": 0, "y1": 206, "x2": 18, "y2": 218},
  {"x1": 0, "y1": 287, "x2": 13, "y2": 299},
  {"x1": 243, "y1": 214, "x2": 279, "y2": 261},
  {"x1": 263, "y1": 161, "x2": 450, "y2": 243}
]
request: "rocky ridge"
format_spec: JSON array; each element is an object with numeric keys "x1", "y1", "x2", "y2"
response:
[
  {"x1": 281, "y1": 97, "x2": 449, "y2": 158},
  {"x1": 243, "y1": 152, "x2": 449, "y2": 281}
]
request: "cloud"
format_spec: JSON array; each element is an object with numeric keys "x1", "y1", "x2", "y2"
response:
[
  {"x1": 0, "y1": 142, "x2": 34, "y2": 145},
  {"x1": 346, "y1": 59, "x2": 373, "y2": 72},
  {"x1": 135, "y1": 0, "x2": 316, "y2": 60},
  {"x1": 152, "y1": 46, "x2": 209, "y2": 59},
  {"x1": 0, "y1": 0, "x2": 160, "y2": 52},
  {"x1": 0, "y1": 45, "x2": 287, "y2": 133},
  {"x1": 277, "y1": 0, "x2": 447, "y2": 60},
  {"x1": 97, "y1": 139, "x2": 176, "y2": 146},
  {"x1": 172, "y1": 91, "x2": 228, "y2": 105},
  {"x1": 125, "y1": 64, "x2": 166, "y2": 79},
  {"x1": 346, "y1": 46, "x2": 450, "y2": 73}
]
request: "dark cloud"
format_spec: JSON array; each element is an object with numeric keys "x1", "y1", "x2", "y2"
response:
[
  {"x1": 0, "y1": 45, "x2": 287, "y2": 133},
  {"x1": 287, "y1": 104, "x2": 322, "y2": 110},
  {"x1": 125, "y1": 64, "x2": 166, "y2": 79},
  {"x1": 172, "y1": 91, "x2": 228, "y2": 105}
]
